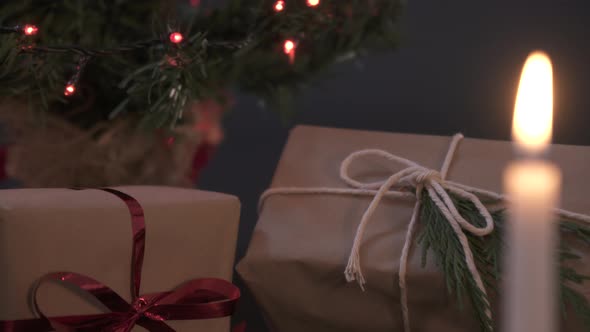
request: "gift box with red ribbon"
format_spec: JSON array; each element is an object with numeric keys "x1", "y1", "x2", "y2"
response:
[{"x1": 0, "y1": 186, "x2": 241, "y2": 331}]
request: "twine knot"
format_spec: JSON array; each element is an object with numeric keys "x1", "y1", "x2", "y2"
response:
[
  {"x1": 339, "y1": 134, "x2": 495, "y2": 332},
  {"x1": 412, "y1": 168, "x2": 442, "y2": 186}
]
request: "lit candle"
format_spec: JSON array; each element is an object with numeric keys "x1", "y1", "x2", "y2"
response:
[{"x1": 503, "y1": 52, "x2": 560, "y2": 332}]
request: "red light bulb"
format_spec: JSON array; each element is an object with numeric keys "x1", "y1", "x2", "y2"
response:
[
  {"x1": 307, "y1": 0, "x2": 320, "y2": 7},
  {"x1": 283, "y1": 40, "x2": 296, "y2": 64},
  {"x1": 283, "y1": 40, "x2": 295, "y2": 54},
  {"x1": 274, "y1": 1, "x2": 285, "y2": 12},
  {"x1": 23, "y1": 24, "x2": 38, "y2": 36},
  {"x1": 169, "y1": 32, "x2": 184, "y2": 44},
  {"x1": 64, "y1": 84, "x2": 76, "y2": 96}
]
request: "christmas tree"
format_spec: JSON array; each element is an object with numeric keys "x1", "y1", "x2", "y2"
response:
[
  {"x1": 0, "y1": 0, "x2": 402, "y2": 128},
  {"x1": 0, "y1": 0, "x2": 402, "y2": 187}
]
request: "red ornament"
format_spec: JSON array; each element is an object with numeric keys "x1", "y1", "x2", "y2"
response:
[
  {"x1": 274, "y1": 1, "x2": 285, "y2": 12},
  {"x1": 307, "y1": 0, "x2": 320, "y2": 7},
  {"x1": 166, "y1": 136, "x2": 175, "y2": 146},
  {"x1": 190, "y1": 141, "x2": 217, "y2": 183},
  {"x1": 64, "y1": 84, "x2": 76, "y2": 96},
  {"x1": 23, "y1": 24, "x2": 38, "y2": 36},
  {"x1": 169, "y1": 32, "x2": 184, "y2": 44}
]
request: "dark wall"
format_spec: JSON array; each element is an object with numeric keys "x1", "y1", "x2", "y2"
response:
[{"x1": 197, "y1": 0, "x2": 590, "y2": 330}]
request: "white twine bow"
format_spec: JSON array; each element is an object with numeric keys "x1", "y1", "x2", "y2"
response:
[{"x1": 259, "y1": 133, "x2": 590, "y2": 332}]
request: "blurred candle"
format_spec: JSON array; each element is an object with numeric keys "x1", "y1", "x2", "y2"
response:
[{"x1": 503, "y1": 52, "x2": 560, "y2": 332}]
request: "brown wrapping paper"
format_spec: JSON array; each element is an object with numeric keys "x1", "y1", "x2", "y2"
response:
[
  {"x1": 0, "y1": 186, "x2": 240, "y2": 332},
  {"x1": 237, "y1": 125, "x2": 590, "y2": 332}
]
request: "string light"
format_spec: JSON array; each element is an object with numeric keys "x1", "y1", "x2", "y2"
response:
[
  {"x1": 23, "y1": 24, "x2": 38, "y2": 36},
  {"x1": 283, "y1": 40, "x2": 295, "y2": 54},
  {"x1": 64, "y1": 84, "x2": 76, "y2": 96},
  {"x1": 307, "y1": 0, "x2": 320, "y2": 7},
  {"x1": 5, "y1": 21, "x2": 247, "y2": 96},
  {"x1": 0, "y1": 24, "x2": 38, "y2": 35},
  {"x1": 274, "y1": 1, "x2": 285, "y2": 12},
  {"x1": 63, "y1": 56, "x2": 90, "y2": 97},
  {"x1": 283, "y1": 39, "x2": 296, "y2": 64},
  {"x1": 169, "y1": 32, "x2": 184, "y2": 44}
]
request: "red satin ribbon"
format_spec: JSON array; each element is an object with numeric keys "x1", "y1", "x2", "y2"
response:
[{"x1": 0, "y1": 188, "x2": 240, "y2": 332}]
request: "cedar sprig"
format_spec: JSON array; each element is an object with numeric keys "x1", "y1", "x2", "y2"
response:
[
  {"x1": 417, "y1": 192, "x2": 590, "y2": 332},
  {"x1": 559, "y1": 221, "x2": 590, "y2": 327},
  {"x1": 417, "y1": 192, "x2": 496, "y2": 332}
]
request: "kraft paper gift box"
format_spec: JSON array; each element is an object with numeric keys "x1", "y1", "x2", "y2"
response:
[
  {"x1": 237, "y1": 125, "x2": 590, "y2": 332},
  {"x1": 0, "y1": 186, "x2": 240, "y2": 332}
]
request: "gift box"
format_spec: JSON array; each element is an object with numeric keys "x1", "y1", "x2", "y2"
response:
[
  {"x1": 0, "y1": 186, "x2": 240, "y2": 331},
  {"x1": 237, "y1": 125, "x2": 590, "y2": 332}
]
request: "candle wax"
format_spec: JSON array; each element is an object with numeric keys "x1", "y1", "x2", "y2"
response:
[{"x1": 503, "y1": 160, "x2": 561, "y2": 332}]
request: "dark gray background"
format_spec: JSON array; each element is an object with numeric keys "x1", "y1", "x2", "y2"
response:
[{"x1": 196, "y1": 0, "x2": 590, "y2": 330}]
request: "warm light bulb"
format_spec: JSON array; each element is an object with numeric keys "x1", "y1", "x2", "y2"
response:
[
  {"x1": 169, "y1": 32, "x2": 184, "y2": 44},
  {"x1": 64, "y1": 84, "x2": 76, "y2": 96},
  {"x1": 283, "y1": 40, "x2": 295, "y2": 54},
  {"x1": 512, "y1": 51, "x2": 553, "y2": 155},
  {"x1": 23, "y1": 24, "x2": 38, "y2": 36},
  {"x1": 307, "y1": 0, "x2": 320, "y2": 7},
  {"x1": 274, "y1": 0, "x2": 285, "y2": 12}
]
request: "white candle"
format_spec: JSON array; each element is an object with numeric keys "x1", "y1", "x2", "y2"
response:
[{"x1": 503, "y1": 52, "x2": 561, "y2": 332}]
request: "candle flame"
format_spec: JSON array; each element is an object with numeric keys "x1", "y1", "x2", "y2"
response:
[{"x1": 512, "y1": 51, "x2": 553, "y2": 155}]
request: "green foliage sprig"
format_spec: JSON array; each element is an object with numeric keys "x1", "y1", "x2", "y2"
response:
[
  {"x1": 0, "y1": 0, "x2": 403, "y2": 129},
  {"x1": 417, "y1": 192, "x2": 590, "y2": 332}
]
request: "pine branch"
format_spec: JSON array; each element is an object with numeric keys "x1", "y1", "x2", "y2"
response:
[
  {"x1": 559, "y1": 221, "x2": 590, "y2": 326},
  {"x1": 417, "y1": 192, "x2": 590, "y2": 332},
  {"x1": 0, "y1": 0, "x2": 403, "y2": 129},
  {"x1": 417, "y1": 192, "x2": 495, "y2": 332},
  {"x1": 21, "y1": 39, "x2": 163, "y2": 56}
]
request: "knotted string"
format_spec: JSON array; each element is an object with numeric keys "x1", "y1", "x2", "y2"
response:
[{"x1": 259, "y1": 133, "x2": 590, "y2": 332}]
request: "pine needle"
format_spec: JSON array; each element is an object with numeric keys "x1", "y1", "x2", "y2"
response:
[{"x1": 416, "y1": 191, "x2": 590, "y2": 332}]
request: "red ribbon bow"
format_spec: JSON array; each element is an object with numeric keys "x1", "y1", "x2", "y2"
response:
[{"x1": 0, "y1": 188, "x2": 240, "y2": 332}]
